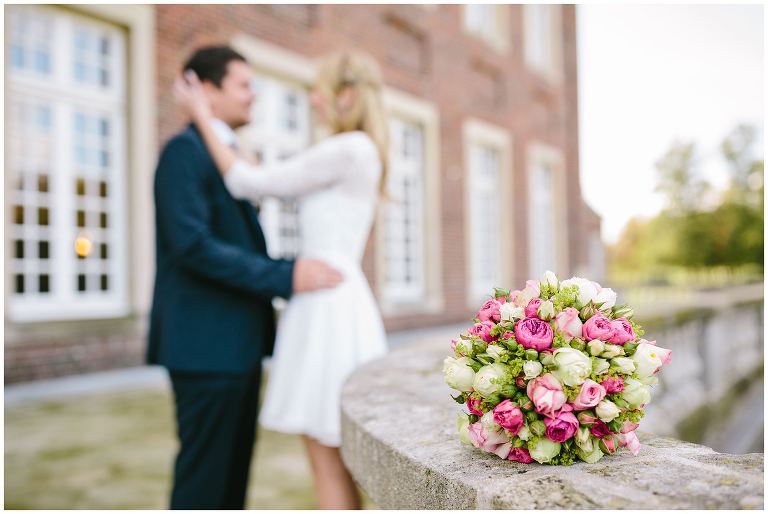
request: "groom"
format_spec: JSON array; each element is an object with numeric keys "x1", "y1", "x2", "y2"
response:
[{"x1": 147, "y1": 46, "x2": 342, "y2": 509}]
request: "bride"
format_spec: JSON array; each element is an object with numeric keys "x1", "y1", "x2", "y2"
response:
[{"x1": 173, "y1": 51, "x2": 389, "y2": 509}]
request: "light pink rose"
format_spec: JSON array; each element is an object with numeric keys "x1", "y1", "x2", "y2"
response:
[
  {"x1": 514, "y1": 317, "x2": 554, "y2": 351},
  {"x1": 526, "y1": 373, "x2": 567, "y2": 419},
  {"x1": 525, "y1": 298, "x2": 543, "y2": 319},
  {"x1": 526, "y1": 279, "x2": 541, "y2": 297},
  {"x1": 621, "y1": 421, "x2": 640, "y2": 434},
  {"x1": 507, "y1": 447, "x2": 534, "y2": 463},
  {"x1": 544, "y1": 405, "x2": 579, "y2": 442},
  {"x1": 468, "y1": 422, "x2": 511, "y2": 457},
  {"x1": 582, "y1": 314, "x2": 617, "y2": 341},
  {"x1": 618, "y1": 430, "x2": 641, "y2": 456},
  {"x1": 469, "y1": 321, "x2": 496, "y2": 343},
  {"x1": 600, "y1": 376, "x2": 624, "y2": 394},
  {"x1": 466, "y1": 395, "x2": 485, "y2": 416},
  {"x1": 477, "y1": 299, "x2": 503, "y2": 323},
  {"x1": 609, "y1": 317, "x2": 635, "y2": 345},
  {"x1": 492, "y1": 400, "x2": 524, "y2": 435},
  {"x1": 554, "y1": 307, "x2": 583, "y2": 341},
  {"x1": 572, "y1": 379, "x2": 607, "y2": 410}
]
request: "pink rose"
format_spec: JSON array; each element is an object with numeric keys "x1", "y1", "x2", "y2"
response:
[
  {"x1": 514, "y1": 317, "x2": 554, "y2": 351},
  {"x1": 502, "y1": 331, "x2": 513, "y2": 339},
  {"x1": 553, "y1": 307, "x2": 583, "y2": 341},
  {"x1": 492, "y1": 400, "x2": 524, "y2": 435},
  {"x1": 572, "y1": 379, "x2": 607, "y2": 410},
  {"x1": 600, "y1": 376, "x2": 624, "y2": 394},
  {"x1": 507, "y1": 447, "x2": 534, "y2": 463},
  {"x1": 477, "y1": 299, "x2": 503, "y2": 323},
  {"x1": 544, "y1": 406, "x2": 579, "y2": 442},
  {"x1": 590, "y1": 419, "x2": 614, "y2": 438},
  {"x1": 621, "y1": 421, "x2": 640, "y2": 434},
  {"x1": 525, "y1": 279, "x2": 541, "y2": 297},
  {"x1": 469, "y1": 321, "x2": 496, "y2": 343},
  {"x1": 466, "y1": 395, "x2": 485, "y2": 416},
  {"x1": 468, "y1": 422, "x2": 511, "y2": 458},
  {"x1": 618, "y1": 430, "x2": 641, "y2": 456},
  {"x1": 582, "y1": 314, "x2": 616, "y2": 341},
  {"x1": 525, "y1": 299, "x2": 543, "y2": 318},
  {"x1": 526, "y1": 373, "x2": 567, "y2": 419},
  {"x1": 609, "y1": 317, "x2": 635, "y2": 345}
]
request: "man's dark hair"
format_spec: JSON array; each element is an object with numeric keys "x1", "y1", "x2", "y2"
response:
[{"x1": 183, "y1": 46, "x2": 247, "y2": 88}]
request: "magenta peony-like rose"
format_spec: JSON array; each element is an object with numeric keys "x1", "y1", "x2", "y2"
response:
[
  {"x1": 477, "y1": 299, "x2": 504, "y2": 323},
  {"x1": 544, "y1": 406, "x2": 579, "y2": 442},
  {"x1": 525, "y1": 298, "x2": 543, "y2": 319},
  {"x1": 590, "y1": 419, "x2": 614, "y2": 438},
  {"x1": 492, "y1": 400, "x2": 524, "y2": 435},
  {"x1": 514, "y1": 317, "x2": 554, "y2": 351},
  {"x1": 600, "y1": 376, "x2": 624, "y2": 394},
  {"x1": 507, "y1": 447, "x2": 534, "y2": 463},
  {"x1": 469, "y1": 321, "x2": 496, "y2": 343},
  {"x1": 572, "y1": 379, "x2": 607, "y2": 410},
  {"x1": 582, "y1": 314, "x2": 617, "y2": 341},
  {"x1": 609, "y1": 317, "x2": 635, "y2": 345}
]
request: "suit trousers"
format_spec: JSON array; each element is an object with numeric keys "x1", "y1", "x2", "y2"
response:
[{"x1": 168, "y1": 367, "x2": 262, "y2": 509}]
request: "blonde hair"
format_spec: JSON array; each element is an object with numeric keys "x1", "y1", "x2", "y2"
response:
[{"x1": 314, "y1": 51, "x2": 389, "y2": 194}]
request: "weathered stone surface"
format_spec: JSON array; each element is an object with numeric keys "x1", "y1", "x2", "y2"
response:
[{"x1": 341, "y1": 336, "x2": 764, "y2": 509}]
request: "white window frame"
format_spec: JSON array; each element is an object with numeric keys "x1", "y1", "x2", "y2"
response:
[
  {"x1": 463, "y1": 119, "x2": 513, "y2": 308},
  {"x1": 527, "y1": 142, "x2": 569, "y2": 280},
  {"x1": 523, "y1": 4, "x2": 564, "y2": 82},
  {"x1": 6, "y1": 5, "x2": 131, "y2": 322},
  {"x1": 462, "y1": 4, "x2": 511, "y2": 53},
  {"x1": 376, "y1": 88, "x2": 443, "y2": 316}
]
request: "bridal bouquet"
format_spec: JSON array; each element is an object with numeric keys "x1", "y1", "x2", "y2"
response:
[{"x1": 443, "y1": 271, "x2": 671, "y2": 465}]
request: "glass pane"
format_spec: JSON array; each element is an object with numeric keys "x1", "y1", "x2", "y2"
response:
[
  {"x1": 15, "y1": 274, "x2": 25, "y2": 294},
  {"x1": 38, "y1": 240, "x2": 49, "y2": 259},
  {"x1": 14, "y1": 205, "x2": 24, "y2": 225},
  {"x1": 77, "y1": 210, "x2": 86, "y2": 227},
  {"x1": 37, "y1": 207, "x2": 49, "y2": 226},
  {"x1": 77, "y1": 274, "x2": 87, "y2": 291},
  {"x1": 38, "y1": 274, "x2": 50, "y2": 293},
  {"x1": 38, "y1": 175, "x2": 49, "y2": 192},
  {"x1": 15, "y1": 240, "x2": 24, "y2": 259},
  {"x1": 100, "y1": 243, "x2": 108, "y2": 260},
  {"x1": 100, "y1": 274, "x2": 109, "y2": 291}
]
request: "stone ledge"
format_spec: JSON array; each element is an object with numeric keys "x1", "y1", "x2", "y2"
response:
[{"x1": 341, "y1": 337, "x2": 764, "y2": 509}]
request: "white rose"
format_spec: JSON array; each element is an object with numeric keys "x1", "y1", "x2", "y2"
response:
[
  {"x1": 600, "y1": 343, "x2": 624, "y2": 359},
  {"x1": 480, "y1": 411, "x2": 500, "y2": 432},
  {"x1": 587, "y1": 339, "x2": 605, "y2": 356},
  {"x1": 443, "y1": 356, "x2": 476, "y2": 392},
  {"x1": 632, "y1": 342, "x2": 672, "y2": 378},
  {"x1": 574, "y1": 426, "x2": 594, "y2": 452},
  {"x1": 537, "y1": 300, "x2": 555, "y2": 321},
  {"x1": 523, "y1": 360, "x2": 543, "y2": 380},
  {"x1": 517, "y1": 424, "x2": 531, "y2": 441},
  {"x1": 551, "y1": 347, "x2": 592, "y2": 387},
  {"x1": 500, "y1": 303, "x2": 525, "y2": 322},
  {"x1": 594, "y1": 287, "x2": 618, "y2": 309},
  {"x1": 457, "y1": 413, "x2": 472, "y2": 445},
  {"x1": 622, "y1": 378, "x2": 652, "y2": 409},
  {"x1": 541, "y1": 270, "x2": 559, "y2": 290},
  {"x1": 560, "y1": 277, "x2": 599, "y2": 308},
  {"x1": 577, "y1": 445, "x2": 604, "y2": 464},
  {"x1": 528, "y1": 438, "x2": 562, "y2": 464},
  {"x1": 592, "y1": 358, "x2": 610, "y2": 375},
  {"x1": 610, "y1": 357, "x2": 636, "y2": 374},
  {"x1": 595, "y1": 399, "x2": 621, "y2": 422},
  {"x1": 472, "y1": 363, "x2": 507, "y2": 397},
  {"x1": 486, "y1": 344, "x2": 507, "y2": 361}
]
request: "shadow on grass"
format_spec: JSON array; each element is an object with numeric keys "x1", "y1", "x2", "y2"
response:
[{"x1": 5, "y1": 383, "x2": 376, "y2": 509}]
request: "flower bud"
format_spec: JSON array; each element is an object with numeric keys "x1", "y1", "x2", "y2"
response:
[
  {"x1": 601, "y1": 344, "x2": 623, "y2": 359},
  {"x1": 537, "y1": 300, "x2": 555, "y2": 321},
  {"x1": 525, "y1": 349, "x2": 540, "y2": 361},
  {"x1": 588, "y1": 339, "x2": 605, "y2": 356},
  {"x1": 530, "y1": 420, "x2": 546, "y2": 436},
  {"x1": 599, "y1": 436, "x2": 618, "y2": 455}
]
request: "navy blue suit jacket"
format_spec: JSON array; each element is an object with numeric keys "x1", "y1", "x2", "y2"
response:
[{"x1": 147, "y1": 125, "x2": 294, "y2": 374}]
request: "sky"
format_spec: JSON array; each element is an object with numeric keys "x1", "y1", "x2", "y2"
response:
[{"x1": 576, "y1": 4, "x2": 764, "y2": 244}]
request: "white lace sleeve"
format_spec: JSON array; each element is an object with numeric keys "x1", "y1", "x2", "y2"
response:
[{"x1": 223, "y1": 131, "x2": 378, "y2": 201}]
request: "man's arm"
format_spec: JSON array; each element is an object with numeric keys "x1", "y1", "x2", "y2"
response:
[{"x1": 154, "y1": 136, "x2": 295, "y2": 300}]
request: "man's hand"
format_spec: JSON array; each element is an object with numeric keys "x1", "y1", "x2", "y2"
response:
[{"x1": 293, "y1": 258, "x2": 344, "y2": 293}]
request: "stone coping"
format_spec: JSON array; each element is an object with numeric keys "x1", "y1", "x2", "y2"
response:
[{"x1": 341, "y1": 337, "x2": 764, "y2": 509}]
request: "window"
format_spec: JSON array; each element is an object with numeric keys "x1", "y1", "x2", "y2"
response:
[
  {"x1": 523, "y1": 4, "x2": 563, "y2": 81},
  {"x1": 463, "y1": 4, "x2": 510, "y2": 52},
  {"x1": 7, "y1": 5, "x2": 128, "y2": 322},
  {"x1": 464, "y1": 119, "x2": 513, "y2": 305},
  {"x1": 377, "y1": 88, "x2": 442, "y2": 314},
  {"x1": 382, "y1": 118, "x2": 426, "y2": 303},
  {"x1": 240, "y1": 74, "x2": 310, "y2": 259},
  {"x1": 527, "y1": 144, "x2": 567, "y2": 279}
]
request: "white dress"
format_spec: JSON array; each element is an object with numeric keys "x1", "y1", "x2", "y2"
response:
[{"x1": 224, "y1": 131, "x2": 388, "y2": 447}]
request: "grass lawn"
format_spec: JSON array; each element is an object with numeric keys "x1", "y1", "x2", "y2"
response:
[{"x1": 5, "y1": 384, "x2": 377, "y2": 509}]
